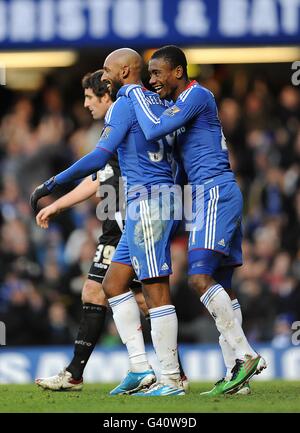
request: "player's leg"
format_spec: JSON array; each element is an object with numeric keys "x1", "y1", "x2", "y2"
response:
[
  {"x1": 35, "y1": 240, "x2": 112, "y2": 391},
  {"x1": 65, "y1": 236, "x2": 132, "y2": 385},
  {"x1": 215, "y1": 236, "x2": 254, "y2": 395},
  {"x1": 132, "y1": 285, "x2": 148, "y2": 316},
  {"x1": 132, "y1": 281, "x2": 189, "y2": 392},
  {"x1": 135, "y1": 276, "x2": 184, "y2": 396},
  {"x1": 35, "y1": 278, "x2": 107, "y2": 390},
  {"x1": 103, "y1": 221, "x2": 186, "y2": 395},
  {"x1": 217, "y1": 229, "x2": 265, "y2": 394},
  {"x1": 103, "y1": 260, "x2": 146, "y2": 364},
  {"x1": 218, "y1": 224, "x2": 266, "y2": 393},
  {"x1": 127, "y1": 197, "x2": 184, "y2": 396},
  {"x1": 200, "y1": 266, "x2": 250, "y2": 396},
  {"x1": 189, "y1": 258, "x2": 263, "y2": 395},
  {"x1": 103, "y1": 261, "x2": 148, "y2": 374},
  {"x1": 215, "y1": 269, "x2": 242, "y2": 380},
  {"x1": 64, "y1": 278, "x2": 108, "y2": 381},
  {"x1": 103, "y1": 233, "x2": 156, "y2": 395},
  {"x1": 188, "y1": 182, "x2": 265, "y2": 394}
]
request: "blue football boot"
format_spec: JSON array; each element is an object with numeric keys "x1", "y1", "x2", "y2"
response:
[
  {"x1": 110, "y1": 369, "x2": 156, "y2": 395},
  {"x1": 131, "y1": 381, "x2": 185, "y2": 396}
]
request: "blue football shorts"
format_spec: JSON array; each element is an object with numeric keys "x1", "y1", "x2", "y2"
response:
[
  {"x1": 188, "y1": 180, "x2": 243, "y2": 279},
  {"x1": 112, "y1": 193, "x2": 180, "y2": 280}
]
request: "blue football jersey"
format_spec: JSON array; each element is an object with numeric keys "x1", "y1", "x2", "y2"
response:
[
  {"x1": 97, "y1": 91, "x2": 175, "y2": 201},
  {"x1": 127, "y1": 81, "x2": 234, "y2": 186},
  {"x1": 54, "y1": 90, "x2": 177, "y2": 203}
]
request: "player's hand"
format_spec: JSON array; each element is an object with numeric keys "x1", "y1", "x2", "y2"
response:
[
  {"x1": 30, "y1": 176, "x2": 57, "y2": 213},
  {"x1": 117, "y1": 84, "x2": 142, "y2": 98},
  {"x1": 36, "y1": 203, "x2": 60, "y2": 229}
]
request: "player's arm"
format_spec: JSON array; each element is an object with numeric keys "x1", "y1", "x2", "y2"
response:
[
  {"x1": 126, "y1": 86, "x2": 206, "y2": 140},
  {"x1": 36, "y1": 176, "x2": 99, "y2": 229},
  {"x1": 30, "y1": 147, "x2": 111, "y2": 213},
  {"x1": 30, "y1": 99, "x2": 131, "y2": 212}
]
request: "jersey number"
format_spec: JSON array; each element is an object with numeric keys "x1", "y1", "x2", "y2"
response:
[
  {"x1": 147, "y1": 133, "x2": 176, "y2": 163},
  {"x1": 94, "y1": 244, "x2": 116, "y2": 265}
]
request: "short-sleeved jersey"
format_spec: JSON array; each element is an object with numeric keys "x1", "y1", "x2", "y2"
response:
[
  {"x1": 98, "y1": 153, "x2": 121, "y2": 212},
  {"x1": 97, "y1": 92, "x2": 174, "y2": 202},
  {"x1": 97, "y1": 153, "x2": 123, "y2": 239},
  {"x1": 128, "y1": 81, "x2": 234, "y2": 186}
]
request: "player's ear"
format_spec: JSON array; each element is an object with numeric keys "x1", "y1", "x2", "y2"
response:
[
  {"x1": 101, "y1": 93, "x2": 111, "y2": 104},
  {"x1": 122, "y1": 65, "x2": 130, "y2": 79},
  {"x1": 175, "y1": 65, "x2": 184, "y2": 79}
]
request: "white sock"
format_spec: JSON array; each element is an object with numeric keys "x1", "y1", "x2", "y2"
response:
[
  {"x1": 108, "y1": 291, "x2": 150, "y2": 372},
  {"x1": 219, "y1": 299, "x2": 243, "y2": 380},
  {"x1": 149, "y1": 305, "x2": 180, "y2": 383},
  {"x1": 200, "y1": 285, "x2": 256, "y2": 360},
  {"x1": 232, "y1": 299, "x2": 242, "y2": 325}
]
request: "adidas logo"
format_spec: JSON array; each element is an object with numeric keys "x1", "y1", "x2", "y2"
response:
[
  {"x1": 161, "y1": 263, "x2": 169, "y2": 271},
  {"x1": 218, "y1": 238, "x2": 225, "y2": 247}
]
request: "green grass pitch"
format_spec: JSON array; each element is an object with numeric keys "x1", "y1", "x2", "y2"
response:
[{"x1": 0, "y1": 381, "x2": 299, "y2": 413}]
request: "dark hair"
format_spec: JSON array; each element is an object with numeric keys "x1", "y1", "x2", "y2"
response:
[
  {"x1": 81, "y1": 70, "x2": 109, "y2": 97},
  {"x1": 151, "y1": 45, "x2": 188, "y2": 79}
]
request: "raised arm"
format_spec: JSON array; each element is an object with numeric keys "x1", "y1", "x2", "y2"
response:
[{"x1": 124, "y1": 85, "x2": 206, "y2": 140}]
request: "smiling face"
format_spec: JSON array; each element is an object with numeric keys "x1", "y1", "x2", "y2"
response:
[
  {"x1": 148, "y1": 57, "x2": 182, "y2": 101},
  {"x1": 101, "y1": 49, "x2": 143, "y2": 99},
  {"x1": 101, "y1": 55, "x2": 124, "y2": 99},
  {"x1": 84, "y1": 88, "x2": 111, "y2": 120}
]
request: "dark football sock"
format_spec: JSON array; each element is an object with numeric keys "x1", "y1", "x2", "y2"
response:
[
  {"x1": 145, "y1": 314, "x2": 186, "y2": 378},
  {"x1": 67, "y1": 303, "x2": 107, "y2": 380}
]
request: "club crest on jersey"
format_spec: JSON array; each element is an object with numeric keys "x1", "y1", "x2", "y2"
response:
[
  {"x1": 100, "y1": 126, "x2": 111, "y2": 140},
  {"x1": 164, "y1": 105, "x2": 181, "y2": 116}
]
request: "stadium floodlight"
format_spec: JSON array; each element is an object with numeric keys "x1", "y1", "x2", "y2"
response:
[
  {"x1": 0, "y1": 51, "x2": 77, "y2": 68},
  {"x1": 183, "y1": 46, "x2": 300, "y2": 64},
  {"x1": 144, "y1": 46, "x2": 300, "y2": 64}
]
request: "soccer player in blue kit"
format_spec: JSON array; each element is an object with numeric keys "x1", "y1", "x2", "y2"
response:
[
  {"x1": 120, "y1": 45, "x2": 267, "y2": 396},
  {"x1": 30, "y1": 48, "x2": 185, "y2": 396}
]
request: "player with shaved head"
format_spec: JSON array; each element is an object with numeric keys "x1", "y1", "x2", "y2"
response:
[{"x1": 30, "y1": 49, "x2": 186, "y2": 396}]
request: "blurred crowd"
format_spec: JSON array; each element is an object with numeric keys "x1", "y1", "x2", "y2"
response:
[{"x1": 0, "y1": 64, "x2": 300, "y2": 348}]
